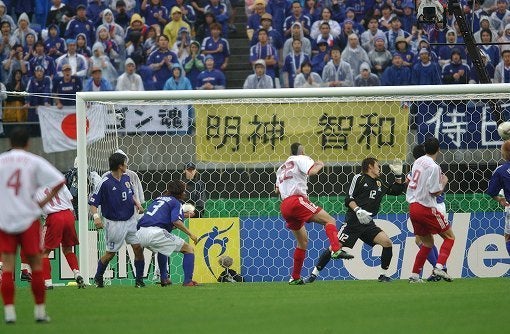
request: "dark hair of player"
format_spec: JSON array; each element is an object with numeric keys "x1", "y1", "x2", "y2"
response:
[
  {"x1": 109, "y1": 152, "x2": 127, "y2": 171},
  {"x1": 290, "y1": 142, "x2": 301, "y2": 155},
  {"x1": 424, "y1": 137, "x2": 440, "y2": 155},
  {"x1": 164, "y1": 179, "x2": 186, "y2": 199},
  {"x1": 361, "y1": 157, "x2": 378, "y2": 173},
  {"x1": 412, "y1": 144, "x2": 426, "y2": 159},
  {"x1": 9, "y1": 126, "x2": 30, "y2": 148}
]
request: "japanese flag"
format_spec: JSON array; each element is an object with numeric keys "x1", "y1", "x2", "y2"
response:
[{"x1": 38, "y1": 105, "x2": 106, "y2": 153}]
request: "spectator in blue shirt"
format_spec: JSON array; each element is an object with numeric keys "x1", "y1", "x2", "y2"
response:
[
  {"x1": 411, "y1": 48, "x2": 442, "y2": 85},
  {"x1": 83, "y1": 66, "x2": 114, "y2": 91},
  {"x1": 146, "y1": 34, "x2": 179, "y2": 89},
  {"x1": 163, "y1": 63, "x2": 192, "y2": 90},
  {"x1": 65, "y1": 4, "x2": 96, "y2": 47},
  {"x1": 196, "y1": 54, "x2": 226, "y2": 89},
  {"x1": 381, "y1": 53, "x2": 411, "y2": 86}
]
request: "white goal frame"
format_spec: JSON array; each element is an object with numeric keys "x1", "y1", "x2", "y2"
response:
[{"x1": 76, "y1": 84, "x2": 510, "y2": 283}]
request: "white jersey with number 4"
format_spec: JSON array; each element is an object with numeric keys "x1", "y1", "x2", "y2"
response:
[
  {"x1": 34, "y1": 185, "x2": 74, "y2": 215},
  {"x1": 406, "y1": 155, "x2": 443, "y2": 208},
  {"x1": 276, "y1": 155, "x2": 314, "y2": 200},
  {"x1": 0, "y1": 149, "x2": 65, "y2": 233}
]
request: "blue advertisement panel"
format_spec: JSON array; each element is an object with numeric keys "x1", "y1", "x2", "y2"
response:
[
  {"x1": 241, "y1": 212, "x2": 510, "y2": 282},
  {"x1": 414, "y1": 100, "x2": 510, "y2": 149}
]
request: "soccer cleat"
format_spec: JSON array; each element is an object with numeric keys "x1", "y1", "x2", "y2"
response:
[
  {"x1": 433, "y1": 267, "x2": 453, "y2": 282},
  {"x1": 426, "y1": 273, "x2": 442, "y2": 282},
  {"x1": 305, "y1": 274, "x2": 317, "y2": 284},
  {"x1": 378, "y1": 274, "x2": 392, "y2": 282},
  {"x1": 45, "y1": 285, "x2": 54, "y2": 290},
  {"x1": 182, "y1": 280, "x2": 199, "y2": 286},
  {"x1": 75, "y1": 275, "x2": 85, "y2": 288},
  {"x1": 288, "y1": 278, "x2": 305, "y2": 285},
  {"x1": 408, "y1": 276, "x2": 425, "y2": 283},
  {"x1": 331, "y1": 249, "x2": 354, "y2": 260},
  {"x1": 20, "y1": 271, "x2": 32, "y2": 282},
  {"x1": 160, "y1": 279, "x2": 172, "y2": 287},
  {"x1": 135, "y1": 279, "x2": 146, "y2": 288},
  {"x1": 94, "y1": 276, "x2": 104, "y2": 288},
  {"x1": 35, "y1": 315, "x2": 51, "y2": 323}
]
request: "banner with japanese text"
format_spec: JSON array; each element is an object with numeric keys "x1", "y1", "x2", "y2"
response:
[
  {"x1": 195, "y1": 102, "x2": 407, "y2": 163},
  {"x1": 106, "y1": 104, "x2": 191, "y2": 133},
  {"x1": 415, "y1": 100, "x2": 510, "y2": 149}
]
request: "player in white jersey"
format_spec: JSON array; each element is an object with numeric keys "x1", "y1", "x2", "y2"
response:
[
  {"x1": 406, "y1": 137, "x2": 455, "y2": 283},
  {"x1": 34, "y1": 185, "x2": 84, "y2": 290},
  {"x1": 0, "y1": 127, "x2": 65, "y2": 324},
  {"x1": 275, "y1": 143, "x2": 353, "y2": 285}
]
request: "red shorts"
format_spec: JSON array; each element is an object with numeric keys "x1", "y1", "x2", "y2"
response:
[
  {"x1": 280, "y1": 195, "x2": 321, "y2": 230},
  {"x1": 409, "y1": 202, "x2": 450, "y2": 236},
  {"x1": 0, "y1": 220, "x2": 42, "y2": 256},
  {"x1": 43, "y1": 209, "x2": 79, "y2": 250}
]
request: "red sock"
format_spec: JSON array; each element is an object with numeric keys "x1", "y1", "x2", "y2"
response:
[
  {"x1": 291, "y1": 248, "x2": 306, "y2": 280},
  {"x1": 65, "y1": 253, "x2": 79, "y2": 271},
  {"x1": 325, "y1": 224, "x2": 340, "y2": 252},
  {"x1": 1, "y1": 272, "x2": 15, "y2": 305},
  {"x1": 42, "y1": 257, "x2": 51, "y2": 280},
  {"x1": 30, "y1": 271, "x2": 45, "y2": 305},
  {"x1": 412, "y1": 245, "x2": 432, "y2": 275},
  {"x1": 437, "y1": 238, "x2": 454, "y2": 267}
]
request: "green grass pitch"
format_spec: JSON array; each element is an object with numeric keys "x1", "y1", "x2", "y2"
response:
[{"x1": 2, "y1": 278, "x2": 507, "y2": 334}]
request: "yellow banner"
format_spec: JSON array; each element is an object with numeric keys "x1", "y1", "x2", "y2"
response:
[
  {"x1": 189, "y1": 218, "x2": 240, "y2": 283},
  {"x1": 196, "y1": 101, "x2": 408, "y2": 163}
]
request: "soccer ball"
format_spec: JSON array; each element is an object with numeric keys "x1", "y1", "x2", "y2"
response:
[
  {"x1": 497, "y1": 121, "x2": 510, "y2": 140},
  {"x1": 182, "y1": 203, "x2": 195, "y2": 213}
]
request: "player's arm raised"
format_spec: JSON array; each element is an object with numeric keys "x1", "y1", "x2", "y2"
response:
[{"x1": 308, "y1": 160, "x2": 324, "y2": 176}]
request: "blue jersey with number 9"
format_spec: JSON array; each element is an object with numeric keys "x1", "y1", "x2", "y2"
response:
[{"x1": 137, "y1": 196, "x2": 183, "y2": 232}]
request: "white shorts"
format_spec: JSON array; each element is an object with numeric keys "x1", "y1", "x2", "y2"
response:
[
  {"x1": 103, "y1": 216, "x2": 140, "y2": 252},
  {"x1": 136, "y1": 226, "x2": 185, "y2": 256},
  {"x1": 505, "y1": 206, "x2": 510, "y2": 235}
]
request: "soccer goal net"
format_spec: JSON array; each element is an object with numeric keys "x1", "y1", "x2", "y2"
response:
[{"x1": 76, "y1": 84, "x2": 510, "y2": 285}]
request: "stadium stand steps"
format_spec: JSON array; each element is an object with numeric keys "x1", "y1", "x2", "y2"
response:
[{"x1": 224, "y1": 5, "x2": 252, "y2": 88}]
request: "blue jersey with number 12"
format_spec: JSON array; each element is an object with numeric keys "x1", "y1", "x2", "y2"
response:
[{"x1": 137, "y1": 196, "x2": 183, "y2": 232}]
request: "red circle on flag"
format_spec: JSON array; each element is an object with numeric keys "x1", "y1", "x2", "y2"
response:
[{"x1": 61, "y1": 114, "x2": 89, "y2": 140}]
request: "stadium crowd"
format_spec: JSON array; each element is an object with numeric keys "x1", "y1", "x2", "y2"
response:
[{"x1": 0, "y1": 0, "x2": 509, "y2": 123}]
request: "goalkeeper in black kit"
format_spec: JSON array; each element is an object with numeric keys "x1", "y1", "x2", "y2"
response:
[{"x1": 306, "y1": 157, "x2": 405, "y2": 283}]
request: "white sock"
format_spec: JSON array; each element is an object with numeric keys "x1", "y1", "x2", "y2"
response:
[
  {"x1": 435, "y1": 263, "x2": 444, "y2": 270},
  {"x1": 380, "y1": 270, "x2": 387, "y2": 277},
  {"x1": 20, "y1": 263, "x2": 31, "y2": 272},
  {"x1": 73, "y1": 270, "x2": 81, "y2": 278},
  {"x1": 312, "y1": 267, "x2": 320, "y2": 276},
  {"x1": 410, "y1": 273, "x2": 420, "y2": 279},
  {"x1": 4, "y1": 304, "x2": 16, "y2": 322},
  {"x1": 44, "y1": 279, "x2": 53, "y2": 287},
  {"x1": 34, "y1": 304, "x2": 46, "y2": 319}
]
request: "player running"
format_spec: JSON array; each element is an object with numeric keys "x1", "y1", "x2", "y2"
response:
[{"x1": 276, "y1": 142, "x2": 353, "y2": 285}]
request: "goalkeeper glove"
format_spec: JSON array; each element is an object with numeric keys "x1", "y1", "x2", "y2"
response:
[
  {"x1": 354, "y1": 207, "x2": 373, "y2": 225},
  {"x1": 389, "y1": 159, "x2": 403, "y2": 177}
]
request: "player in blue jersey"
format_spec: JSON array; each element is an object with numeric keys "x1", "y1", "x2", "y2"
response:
[
  {"x1": 89, "y1": 152, "x2": 145, "y2": 288},
  {"x1": 409, "y1": 143, "x2": 446, "y2": 282},
  {"x1": 136, "y1": 179, "x2": 199, "y2": 286},
  {"x1": 487, "y1": 140, "x2": 510, "y2": 257}
]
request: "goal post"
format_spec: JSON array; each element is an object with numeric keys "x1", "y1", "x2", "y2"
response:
[{"x1": 76, "y1": 84, "x2": 510, "y2": 284}]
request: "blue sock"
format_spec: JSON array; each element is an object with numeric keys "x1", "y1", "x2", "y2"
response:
[
  {"x1": 506, "y1": 240, "x2": 510, "y2": 256},
  {"x1": 157, "y1": 253, "x2": 168, "y2": 281},
  {"x1": 95, "y1": 259, "x2": 107, "y2": 278},
  {"x1": 182, "y1": 253, "x2": 195, "y2": 283},
  {"x1": 134, "y1": 260, "x2": 144, "y2": 280},
  {"x1": 427, "y1": 245, "x2": 438, "y2": 267}
]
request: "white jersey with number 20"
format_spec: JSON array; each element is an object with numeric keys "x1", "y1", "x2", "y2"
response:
[
  {"x1": 276, "y1": 155, "x2": 314, "y2": 200},
  {"x1": 406, "y1": 155, "x2": 443, "y2": 208},
  {"x1": 0, "y1": 149, "x2": 65, "y2": 233}
]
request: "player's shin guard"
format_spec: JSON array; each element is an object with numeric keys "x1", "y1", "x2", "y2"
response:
[
  {"x1": 1, "y1": 272, "x2": 14, "y2": 305},
  {"x1": 134, "y1": 260, "x2": 144, "y2": 280},
  {"x1": 381, "y1": 247, "x2": 393, "y2": 270},
  {"x1": 412, "y1": 245, "x2": 432, "y2": 275},
  {"x1": 157, "y1": 253, "x2": 168, "y2": 281},
  {"x1": 182, "y1": 253, "x2": 195, "y2": 284},
  {"x1": 95, "y1": 259, "x2": 107, "y2": 277},
  {"x1": 437, "y1": 238, "x2": 454, "y2": 267},
  {"x1": 291, "y1": 248, "x2": 306, "y2": 280},
  {"x1": 316, "y1": 249, "x2": 332, "y2": 271},
  {"x1": 42, "y1": 258, "x2": 51, "y2": 280},
  {"x1": 30, "y1": 271, "x2": 45, "y2": 304},
  {"x1": 325, "y1": 224, "x2": 340, "y2": 252},
  {"x1": 64, "y1": 253, "x2": 79, "y2": 271}
]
